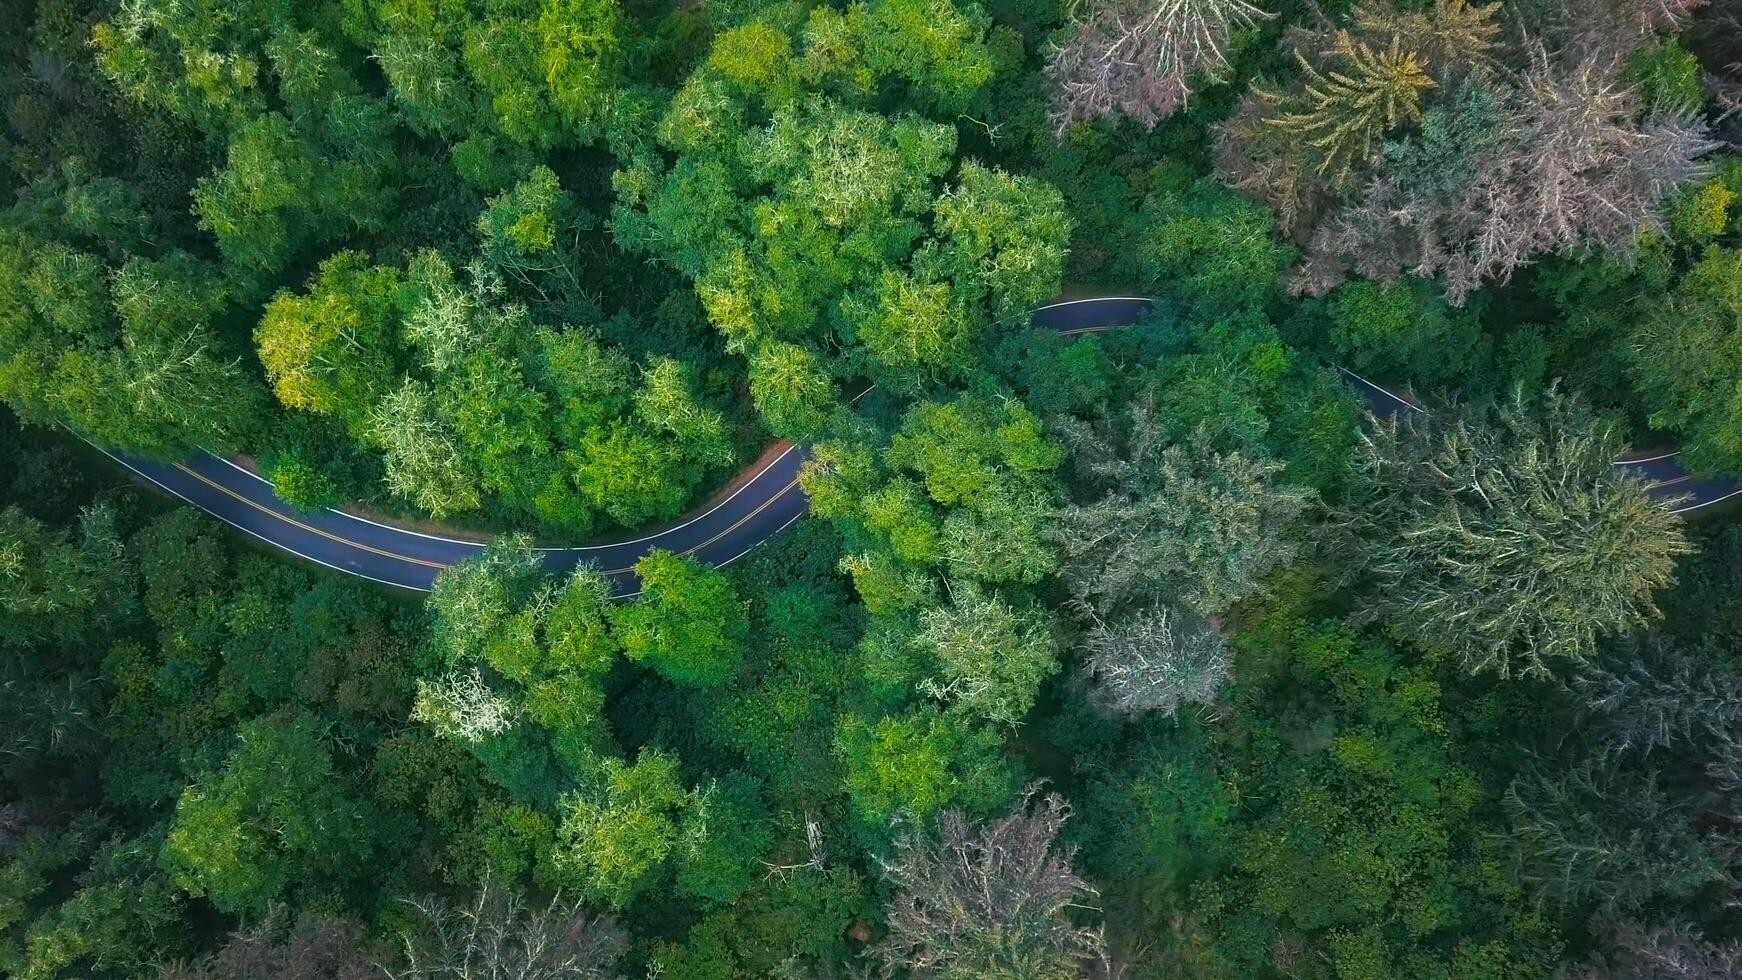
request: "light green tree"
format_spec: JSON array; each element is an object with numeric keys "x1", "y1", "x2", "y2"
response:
[
  {"x1": 612, "y1": 551, "x2": 749, "y2": 687},
  {"x1": 256, "y1": 252, "x2": 406, "y2": 433},
  {"x1": 918, "y1": 586, "x2": 1059, "y2": 727}
]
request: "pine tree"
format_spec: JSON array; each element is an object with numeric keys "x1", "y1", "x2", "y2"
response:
[
  {"x1": 1264, "y1": 32, "x2": 1436, "y2": 187},
  {"x1": 1332, "y1": 389, "x2": 1690, "y2": 678}
]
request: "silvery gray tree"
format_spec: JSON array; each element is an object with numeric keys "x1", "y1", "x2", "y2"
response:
[
  {"x1": 1045, "y1": 0, "x2": 1272, "y2": 133},
  {"x1": 1049, "y1": 386, "x2": 1312, "y2": 620},
  {"x1": 1078, "y1": 603, "x2": 1229, "y2": 718}
]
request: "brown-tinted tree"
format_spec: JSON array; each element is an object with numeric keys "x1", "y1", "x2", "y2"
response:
[
  {"x1": 1217, "y1": 1, "x2": 1713, "y2": 300},
  {"x1": 1565, "y1": 920, "x2": 1742, "y2": 980},
  {"x1": 1045, "y1": 0, "x2": 1272, "y2": 133},
  {"x1": 159, "y1": 909, "x2": 380, "y2": 980},
  {"x1": 1311, "y1": 54, "x2": 1715, "y2": 301},
  {"x1": 1519, "y1": 0, "x2": 1709, "y2": 63},
  {"x1": 874, "y1": 789, "x2": 1108, "y2": 979}
]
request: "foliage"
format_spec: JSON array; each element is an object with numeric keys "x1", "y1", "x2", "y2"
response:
[
  {"x1": 422, "y1": 540, "x2": 618, "y2": 781},
  {"x1": 1191, "y1": 584, "x2": 1561, "y2": 978},
  {"x1": 614, "y1": 6, "x2": 1069, "y2": 393},
  {"x1": 1307, "y1": 276, "x2": 1483, "y2": 387},
  {"x1": 1629, "y1": 246, "x2": 1742, "y2": 474},
  {"x1": 256, "y1": 252, "x2": 407, "y2": 435},
  {"x1": 159, "y1": 715, "x2": 385, "y2": 915},
  {"x1": 612, "y1": 550, "x2": 748, "y2": 687},
  {"x1": 1051, "y1": 386, "x2": 1313, "y2": 618},
  {"x1": 836, "y1": 707, "x2": 1019, "y2": 824},
  {"x1": 918, "y1": 584, "x2": 1060, "y2": 726},
  {"x1": 0, "y1": 501, "x2": 129, "y2": 650},
  {"x1": 4, "y1": 0, "x2": 1742, "y2": 975},
  {"x1": 1135, "y1": 173, "x2": 1294, "y2": 320},
  {"x1": 1331, "y1": 390, "x2": 1691, "y2": 677}
]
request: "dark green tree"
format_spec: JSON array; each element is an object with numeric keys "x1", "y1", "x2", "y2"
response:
[{"x1": 1332, "y1": 390, "x2": 1690, "y2": 677}]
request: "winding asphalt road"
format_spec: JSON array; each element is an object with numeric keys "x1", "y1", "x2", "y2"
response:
[{"x1": 92, "y1": 296, "x2": 1742, "y2": 596}]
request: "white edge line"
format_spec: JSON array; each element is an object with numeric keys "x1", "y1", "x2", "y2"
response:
[
  {"x1": 539, "y1": 442, "x2": 802, "y2": 553},
  {"x1": 600, "y1": 508, "x2": 809, "y2": 601},
  {"x1": 214, "y1": 443, "x2": 803, "y2": 554},
  {"x1": 191, "y1": 298, "x2": 1169, "y2": 559},
  {"x1": 81, "y1": 293, "x2": 1742, "y2": 599},
  {"x1": 1614, "y1": 451, "x2": 1681, "y2": 465},
  {"x1": 98, "y1": 448, "x2": 432, "y2": 593},
  {"x1": 1338, "y1": 367, "x2": 1430, "y2": 416},
  {"x1": 1030, "y1": 296, "x2": 1155, "y2": 311},
  {"x1": 1674, "y1": 486, "x2": 1742, "y2": 514}
]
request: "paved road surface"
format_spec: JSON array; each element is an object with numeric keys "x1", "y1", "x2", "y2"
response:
[{"x1": 92, "y1": 296, "x2": 1742, "y2": 595}]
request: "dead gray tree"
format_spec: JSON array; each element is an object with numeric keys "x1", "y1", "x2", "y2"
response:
[
  {"x1": 1310, "y1": 52, "x2": 1716, "y2": 301},
  {"x1": 383, "y1": 881, "x2": 625, "y2": 980},
  {"x1": 1562, "y1": 920, "x2": 1742, "y2": 979},
  {"x1": 159, "y1": 909, "x2": 381, "y2": 980}
]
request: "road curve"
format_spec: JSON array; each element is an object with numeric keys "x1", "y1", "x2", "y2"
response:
[{"x1": 93, "y1": 296, "x2": 1742, "y2": 596}]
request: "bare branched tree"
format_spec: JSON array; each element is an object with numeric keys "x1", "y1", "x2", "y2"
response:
[
  {"x1": 1217, "y1": 0, "x2": 1715, "y2": 299},
  {"x1": 1078, "y1": 603, "x2": 1229, "y2": 718},
  {"x1": 1214, "y1": 1, "x2": 1490, "y2": 231},
  {"x1": 411, "y1": 667, "x2": 517, "y2": 742},
  {"x1": 874, "y1": 788, "x2": 1109, "y2": 979},
  {"x1": 1046, "y1": 0, "x2": 1272, "y2": 134},
  {"x1": 1564, "y1": 920, "x2": 1742, "y2": 980},
  {"x1": 1516, "y1": 0, "x2": 1710, "y2": 64},
  {"x1": 384, "y1": 881, "x2": 626, "y2": 980}
]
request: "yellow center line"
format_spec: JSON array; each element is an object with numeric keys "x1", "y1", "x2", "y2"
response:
[
  {"x1": 601, "y1": 478, "x2": 803, "y2": 574},
  {"x1": 685, "y1": 477, "x2": 800, "y2": 554},
  {"x1": 173, "y1": 463, "x2": 448, "y2": 571},
  {"x1": 180, "y1": 456, "x2": 804, "y2": 580}
]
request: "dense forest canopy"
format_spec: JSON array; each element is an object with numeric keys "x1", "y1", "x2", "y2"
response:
[{"x1": 7, "y1": 0, "x2": 1742, "y2": 977}]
